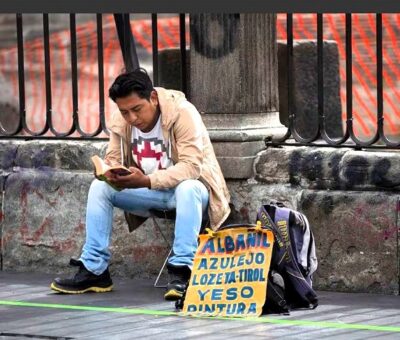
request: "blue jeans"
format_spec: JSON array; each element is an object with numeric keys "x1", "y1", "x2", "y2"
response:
[{"x1": 80, "y1": 179, "x2": 209, "y2": 275}]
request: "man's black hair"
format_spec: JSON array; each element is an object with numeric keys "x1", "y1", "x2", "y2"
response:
[{"x1": 108, "y1": 68, "x2": 154, "y2": 102}]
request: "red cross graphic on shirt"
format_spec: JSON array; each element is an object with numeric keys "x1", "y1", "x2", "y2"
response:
[{"x1": 132, "y1": 139, "x2": 166, "y2": 171}]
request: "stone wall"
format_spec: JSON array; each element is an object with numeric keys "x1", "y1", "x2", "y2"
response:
[
  {"x1": 253, "y1": 146, "x2": 400, "y2": 294},
  {"x1": 0, "y1": 140, "x2": 174, "y2": 282},
  {"x1": 0, "y1": 140, "x2": 399, "y2": 294}
]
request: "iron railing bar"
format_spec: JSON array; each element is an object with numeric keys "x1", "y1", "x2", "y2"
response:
[
  {"x1": 345, "y1": 13, "x2": 354, "y2": 140},
  {"x1": 71, "y1": 15, "x2": 106, "y2": 138},
  {"x1": 39, "y1": 13, "x2": 75, "y2": 139},
  {"x1": 317, "y1": 14, "x2": 349, "y2": 145},
  {"x1": 0, "y1": 14, "x2": 24, "y2": 136},
  {"x1": 152, "y1": 13, "x2": 159, "y2": 86},
  {"x1": 317, "y1": 13, "x2": 325, "y2": 138},
  {"x1": 45, "y1": 15, "x2": 78, "y2": 137},
  {"x1": 61, "y1": 14, "x2": 99, "y2": 138},
  {"x1": 273, "y1": 13, "x2": 291, "y2": 143},
  {"x1": 42, "y1": 13, "x2": 53, "y2": 136},
  {"x1": 346, "y1": 13, "x2": 379, "y2": 147},
  {"x1": 179, "y1": 13, "x2": 187, "y2": 94},
  {"x1": 96, "y1": 13, "x2": 108, "y2": 136},
  {"x1": 16, "y1": 13, "x2": 26, "y2": 135},
  {"x1": 18, "y1": 13, "x2": 48, "y2": 136},
  {"x1": 376, "y1": 14, "x2": 399, "y2": 146},
  {"x1": 376, "y1": 13, "x2": 383, "y2": 136},
  {"x1": 47, "y1": 15, "x2": 79, "y2": 137},
  {"x1": 270, "y1": 13, "x2": 290, "y2": 143},
  {"x1": 70, "y1": 14, "x2": 104, "y2": 138},
  {"x1": 286, "y1": 13, "x2": 319, "y2": 144},
  {"x1": 69, "y1": 13, "x2": 84, "y2": 136},
  {"x1": 114, "y1": 13, "x2": 139, "y2": 72}
]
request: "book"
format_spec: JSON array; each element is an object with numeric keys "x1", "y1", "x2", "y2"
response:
[{"x1": 91, "y1": 155, "x2": 132, "y2": 190}]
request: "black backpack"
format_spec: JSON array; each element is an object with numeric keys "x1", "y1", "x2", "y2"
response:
[{"x1": 257, "y1": 202, "x2": 318, "y2": 314}]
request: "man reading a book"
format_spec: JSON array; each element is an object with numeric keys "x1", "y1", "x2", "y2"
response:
[{"x1": 51, "y1": 68, "x2": 231, "y2": 301}]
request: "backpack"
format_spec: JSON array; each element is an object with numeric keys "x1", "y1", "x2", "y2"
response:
[
  {"x1": 257, "y1": 202, "x2": 318, "y2": 313},
  {"x1": 177, "y1": 204, "x2": 318, "y2": 314}
]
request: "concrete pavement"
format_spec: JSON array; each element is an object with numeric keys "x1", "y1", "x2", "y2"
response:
[{"x1": 0, "y1": 271, "x2": 399, "y2": 339}]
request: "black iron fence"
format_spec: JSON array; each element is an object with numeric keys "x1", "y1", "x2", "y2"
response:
[
  {"x1": 0, "y1": 13, "x2": 186, "y2": 139},
  {"x1": 0, "y1": 13, "x2": 399, "y2": 149},
  {"x1": 273, "y1": 13, "x2": 400, "y2": 149}
]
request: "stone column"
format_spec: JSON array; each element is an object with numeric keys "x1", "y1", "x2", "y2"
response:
[{"x1": 189, "y1": 14, "x2": 285, "y2": 178}]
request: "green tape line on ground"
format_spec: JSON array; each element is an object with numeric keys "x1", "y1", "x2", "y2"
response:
[
  {"x1": 0, "y1": 300, "x2": 175, "y2": 316},
  {"x1": 0, "y1": 300, "x2": 399, "y2": 333}
]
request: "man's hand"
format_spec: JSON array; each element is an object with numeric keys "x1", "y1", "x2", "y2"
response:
[
  {"x1": 107, "y1": 167, "x2": 151, "y2": 189},
  {"x1": 93, "y1": 158, "x2": 113, "y2": 180}
]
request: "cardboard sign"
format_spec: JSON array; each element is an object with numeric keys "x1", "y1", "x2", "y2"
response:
[{"x1": 183, "y1": 226, "x2": 274, "y2": 317}]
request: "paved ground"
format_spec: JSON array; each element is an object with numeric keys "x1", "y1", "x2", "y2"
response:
[{"x1": 0, "y1": 271, "x2": 399, "y2": 340}]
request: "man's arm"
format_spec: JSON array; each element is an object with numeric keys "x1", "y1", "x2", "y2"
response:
[{"x1": 104, "y1": 130, "x2": 124, "y2": 167}]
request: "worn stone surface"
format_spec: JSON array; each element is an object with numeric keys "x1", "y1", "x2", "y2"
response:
[
  {"x1": 255, "y1": 146, "x2": 351, "y2": 189},
  {"x1": 225, "y1": 181, "x2": 300, "y2": 225},
  {"x1": 0, "y1": 175, "x2": 3, "y2": 255},
  {"x1": 203, "y1": 112, "x2": 286, "y2": 143},
  {"x1": 0, "y1": 141, "x2": 18, "y2": 173},
  {"x1": 212, "y1": 141, "x2": 265, "y2": 156},
  {"x1": 158, "y1": 48, "x2": 189, "y2": 92},
  {"x1": 256, "y1": 146, "x2": 400, "y2": 191},
  {"x1": 1, "y1": 168, "x2": 175, "y2": 278},
  {"x1": 300, "y1": 190, "x2": 399, "y2": 294},
  {"x1": 2, "y1": 169, "x2": 90, "y2": 274},
  {"x1": 278, "y1": 40, "x2": 343, "y2": 138},
  {"x1": 211, "y1": 141, "x2": 266, "y2": 179},
  {"x1": 339, "y1": 150, "x2": 400, "y2": 190},
  {"x1": 190, "y1": 14, "x2": 278, "y2": 114},
  {"x1": 217, "y1": 156, "x2": 254, "y2": 180},
  {"x1": 13, "y1": 140, "x2": 107, "y2": 170}
]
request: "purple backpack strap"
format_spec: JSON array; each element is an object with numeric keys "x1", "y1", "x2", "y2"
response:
[{"x1": 273, "y1": 206, "x2": 291, "y2": 226}]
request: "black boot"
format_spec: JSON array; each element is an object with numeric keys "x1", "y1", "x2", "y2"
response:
[
  {"x1": 51, "y1": 258, "x2": 113, "y2": 294},
  {"x1": 164, "y1": 264, "x2": 191, "y2": 301}
]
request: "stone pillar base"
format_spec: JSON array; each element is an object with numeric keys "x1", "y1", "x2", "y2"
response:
[{"x1": 202, "y1": 112, "x2": 287, "y2": 178}]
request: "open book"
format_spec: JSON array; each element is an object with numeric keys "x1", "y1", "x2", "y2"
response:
[{"x1": 91, "y1": 155, "x2": 132, "y2": 190}]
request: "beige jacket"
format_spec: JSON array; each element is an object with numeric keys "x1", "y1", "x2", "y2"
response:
[{"x1": 104, "y1": 87, "x2": 231, "y2": 231}]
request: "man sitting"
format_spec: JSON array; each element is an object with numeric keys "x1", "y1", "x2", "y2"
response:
[{"x1": 51, "y1": 68, "x2": 231, "y2": 300}]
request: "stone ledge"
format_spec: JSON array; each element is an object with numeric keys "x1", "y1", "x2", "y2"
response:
[
  {"x1": 0, "y1": 140, "x2": 107, "y2": 171},
  {"x1": 0, "y1": 139, "x2": 258, "y2": 179},
  {"x1": 255, "y1": 146, "x2": 400, "y2": 191}
]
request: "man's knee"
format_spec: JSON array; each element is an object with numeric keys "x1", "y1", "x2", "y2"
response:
[
  {"x1": 175, "y1": 179, "x2": 204, "y2": 197},
  {"x1": 89, "y1": 179, "x2": 113, "y2": 198}
]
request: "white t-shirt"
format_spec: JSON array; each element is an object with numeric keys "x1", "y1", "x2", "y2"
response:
[{"x1": 131, "y1": 115, "x2": 173, "y2": 175}]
